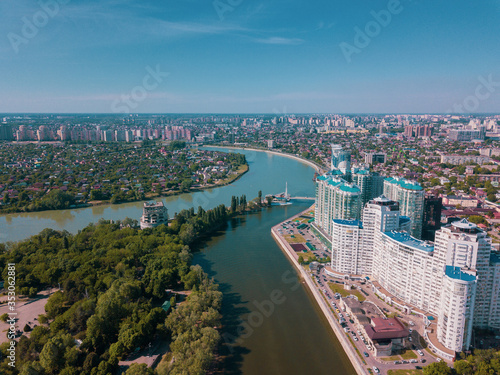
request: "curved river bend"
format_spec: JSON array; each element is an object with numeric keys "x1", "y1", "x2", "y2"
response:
[{"x1": 0, "y1": 147, "x2": 355, "y2": 375}]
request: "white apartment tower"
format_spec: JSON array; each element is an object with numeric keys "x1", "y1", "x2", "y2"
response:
[
  {"x1": 331, "y1": 219, "x2": 364, "y2": 275},
  {"x1": 437, "y1": 266, "x2": 476, "y2": 352},
  {"x1": 331, "y1": 196, "x2": 408, "y2": 276},
  {"x1": 434, "y1": 220, "x2": 495, "y2": 329},
  {"x1": 327, "y1": 197, "x2": 500, "y2": 353}
]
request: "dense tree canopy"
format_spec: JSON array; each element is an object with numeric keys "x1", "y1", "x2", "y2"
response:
[{"x1": 0, "y1": 203, "x2": 229, "y2": 374}]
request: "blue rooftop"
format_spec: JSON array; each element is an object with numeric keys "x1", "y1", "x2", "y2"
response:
[
  {"x1": 383, "y1": 231, "x2": 434, "y2": 252},
  {"x1": 384, "y1": 177, "x2": 423, "y2": 191},
  {"x1": 317, "y1": 175, "x2": 327, "y2": 181},
  {"x1": 444, "y1": 266, "x2": 476, "y2": 282},
  {"x1": 354, "y1": 169, "x2": 370, "y2": 175},
  {"x1": 328, "y1": 179, "x2": 342, "y2": 187},
  {"x1": 333, "y1": 219, "x2": 363, "y2": 228},
  {"x1": 330, "y1": 169, "x2": 344, "y2": 176},
  {"x1": 338, "y1": 184, "x2": 361, "y2": 193}
]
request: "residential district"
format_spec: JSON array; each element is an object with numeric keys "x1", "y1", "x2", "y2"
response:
[
  {"x1": 273, "y1": 139, "x2": 500, "y2": 375},
  {"x1": 2, "y1": 113, "x2": 500, "y2": 374}
]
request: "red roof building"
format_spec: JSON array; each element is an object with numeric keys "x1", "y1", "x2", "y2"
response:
[{"x1": 363, "y1": 317, "x2": 409, "y2": 357}]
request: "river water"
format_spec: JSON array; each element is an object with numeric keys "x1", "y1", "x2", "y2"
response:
[{"x1": 0, "y1": 147, "x2": 355, "y2": 374}]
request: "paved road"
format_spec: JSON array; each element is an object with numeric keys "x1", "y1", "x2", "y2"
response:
[{"x1": 283, "y1": 219, "x2": 444, "y2": 375}]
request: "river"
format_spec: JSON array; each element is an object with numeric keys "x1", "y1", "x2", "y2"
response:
[{"x1": 0, "y1": 147, "x2": 356, "y2": 375}]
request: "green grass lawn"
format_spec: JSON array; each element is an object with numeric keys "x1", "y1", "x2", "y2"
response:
[
  {"x1": 284, "y1": 234, "x2": 306, "y2": 244},
  {"x1": 381, "y1": 355, "x2": 401, "y2": 361},
  {"x1": 328, "y1": 282, "x2": 366, "y2": 302},
  {"x1": 387, "y1": 370, "x2": 423, "y2": 375},
  {"x1": 400, "y1": 350, "x2": 418, "y2": 360}
]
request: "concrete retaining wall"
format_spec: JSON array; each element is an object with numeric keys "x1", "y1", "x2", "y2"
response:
[{"x1": 272, "y1": 224, "x2": 367, "y2": 375}]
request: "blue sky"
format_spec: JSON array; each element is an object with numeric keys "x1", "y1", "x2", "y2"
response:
[{"x1": 1, "y1": 0, "x2": 499, "y2": 113}]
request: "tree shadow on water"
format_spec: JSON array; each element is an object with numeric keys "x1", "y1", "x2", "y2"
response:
[
  {"x1": 216, "y1": 286, "x2": 252, "y2": 375},
  {"x1": 191, "y1": 214, "x2": 267, "y2": 373}
]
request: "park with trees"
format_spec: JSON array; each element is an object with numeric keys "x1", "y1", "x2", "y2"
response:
[
  {"x1": 0, "y1": 189, "x2": 267, "y2": 374},
  {"x1": 0, "y1": 201, "x2": 239, "y2": 374}
]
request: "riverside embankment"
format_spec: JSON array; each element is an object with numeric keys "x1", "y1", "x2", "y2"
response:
[
  {"x1": 1, "y1": 147, "x2": 357, "y2": 375},
  {"x1": 271, "y1": 206, "x2": 368, "y2": 375}
]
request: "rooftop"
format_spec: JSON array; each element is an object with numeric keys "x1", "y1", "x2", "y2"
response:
[
  {"x1": 385, "y1": 177, "x2": 423, "y2": 191},
  {"x1": 333, "y1": 219, "x2": 363, "y2": 228},
  {"x1": 444, "y1": 266, "x2": 476, "y2": 282},
  {"x1": 329, "y1": 168, "x2": 344, "y2": 176},
  {"x1": 452, "y1": 218, "x2": 478, "y2": 231},
  {"x1": 353, "y1": 168, "x2": 370, "y2": 175},
  {"x1": 338, "y1": 184, "x2": 361, "y2": 193},
  {"x1": 373, "y1": 195, "x2": 392, "y2": 203},
  {"x1": 383, "y1": 231, "x2": 434, "y2": 253},
  {"x1": 370, "y1": 195, "x2": 398, "y2": 207},
  {"x1": 364, "y1": 317, "x2": 409, "y2": 340}
]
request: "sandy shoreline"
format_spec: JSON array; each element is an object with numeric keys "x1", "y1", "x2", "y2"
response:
[
  {"x1": 204, "y1": 145, "x2": 325, "y2": 174},
  {"x1": 271, "y1": 206, "x2": 367, "y2": 375}
]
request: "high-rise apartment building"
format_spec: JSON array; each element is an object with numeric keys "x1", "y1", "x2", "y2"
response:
[
  {"x1": 364, "y1": 152, "x2": 386, "y2": 165},
  {"x1": 384, "y1": 177, "x2": 424, "y2": 239},
  {"x1": 404, "y1": 125, "x2": 432, "y2": 138},
  {"x1": 331, "y1": 196, "x2": 406, "y2": 276},
  {"x1": 352, "y1": 168, "x2": 385, "y2": 207},
  {"x1": 329, "y1": 204, "x2": 500, "y2": 356},
  {"x1": 0, "y1": 124, "x2": 13, "y2": 141},
  {"x1": 422, "y1": 195, "x2": 442, "y2": 241},
  {"x1": 437, "y1": 266, "x2": 476, "y2": 352},
  {"x1": 331, "y1": 144, "x2": 351, "y2": 176},
  {"x1": 448, "y1": 128, "x2": 485, "y2": 142},
  {"x1": 314, "y1": 173, "x2": 361, "y2": 236}
]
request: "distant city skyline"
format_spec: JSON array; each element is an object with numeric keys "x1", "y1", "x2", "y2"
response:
[{"x1": 1, "y1": 0, "x2": 500, "y2": 113}]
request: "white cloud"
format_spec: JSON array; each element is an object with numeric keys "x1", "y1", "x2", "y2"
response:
[{"x1": 251, "y1": 36, "x2": 304, "y2": 45}]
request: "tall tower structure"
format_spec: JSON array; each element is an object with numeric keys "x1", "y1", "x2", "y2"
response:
[
  {"x1": 331, "y1": 144, "x2": 351, "y2": 178},
  {"x1": 315, "y1": 174, "x2": 361, "y2": 236},
  {"x1": 383, "y1": 177, "x2": 424, "y2": 239}
]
